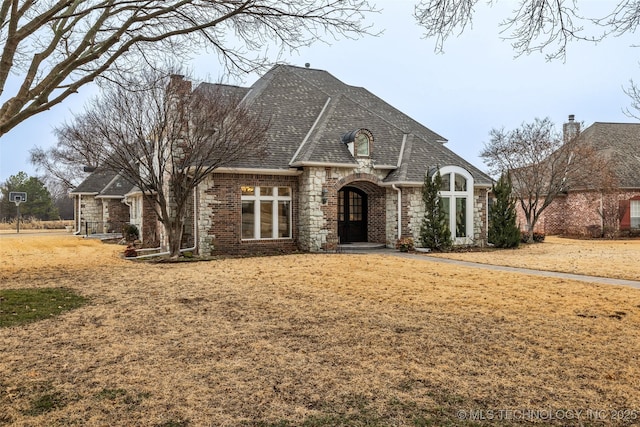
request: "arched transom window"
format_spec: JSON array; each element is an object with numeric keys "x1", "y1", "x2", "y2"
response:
[{"x1": 438, "y1": 166, "x2": 474, "y2": 243}]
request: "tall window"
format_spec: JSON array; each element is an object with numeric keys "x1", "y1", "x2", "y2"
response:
[
  {"x1": 631, "y1": 200, "x2": 640, "y2": 228},
  {"x1": 241, "y1": 186, "x2": 292, "y2": 239},
  {"x1": 438, "y1": 166, "x2": 474, "y2": 242}
]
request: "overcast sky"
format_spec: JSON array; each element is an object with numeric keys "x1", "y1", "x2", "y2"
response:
[{"x1": 1, "y1": 0, "x2": 638, "y2": 184}]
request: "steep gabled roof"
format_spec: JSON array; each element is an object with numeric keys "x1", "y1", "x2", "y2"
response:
[
  {"x1": 71, "y1": 168, "x2": 133, "y2": 198},
  {"x1": 385, "y1": 134, "x2": 492, "y2": 185},
  {"x1": 224, "y1": 65, "x2": 332, "y2": 170},
  {"x1": 193, "y1": 82, "x2": 250, "y2": 101},
  {"x1": 70, "y1": 169, "x2": 118, "y2": 195},
  {"x1": 222, "y1": 64, "x2": 492, "y2": 186},
  {"x1": 578, "y1": 122, "x2": 640, "y2": 189},
  {"x1": 98, "y1": 173, "x2": 134, "y2": 197}
]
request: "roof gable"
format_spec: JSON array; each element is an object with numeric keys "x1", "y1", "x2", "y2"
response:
[
  {"x1": 194, "y1": 64, "x2": 493, "y2": 185},
  {"x1": 71, "y1": 169, "x2": 118, "y2": 194},
  {"x1": 71, "y1": 168, "x2": 134, "y2": 197}
]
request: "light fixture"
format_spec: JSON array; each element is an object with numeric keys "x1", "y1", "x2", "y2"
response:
[{"x1": 321, "y1": 188, "x2": 328, "y2": 204}]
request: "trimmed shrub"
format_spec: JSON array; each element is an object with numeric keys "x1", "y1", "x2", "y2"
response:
[
  {"x1": 420, "y1": 169, "x2": 452, "y2": 252},
  {"x1": 122, "y1": 223, "x2": 139, "y2": 242},
  {"x1": 521, "y1": 232, "x2": 545, "y2": 243},
  {"x1": 488, "y1": 174, "x2": 520, "y2": 248}
]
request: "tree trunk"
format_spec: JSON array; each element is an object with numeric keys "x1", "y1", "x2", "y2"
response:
[
  {"x1": 166, "y1": 220, "x2": 184, "y2": 259},
  {"x1": 526, "y1": 221, "x2": 535, "y2": 243}
]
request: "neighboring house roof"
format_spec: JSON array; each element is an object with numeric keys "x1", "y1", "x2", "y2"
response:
[
  {"x1": 70, "y1": 169, "x2": 118, "y2": 195},
  {"x1": 98, "y1": 173, "x2": 135, "y2": 198},
  {"x1": 577, "y1": 122, "x2": 640, "y2": 189},
  {"x1": 71, "y1": 168, "x2": 133, "y2": 198},
  {"x1": 222, "y1": 64, "x2": 492, "y2": 186}
]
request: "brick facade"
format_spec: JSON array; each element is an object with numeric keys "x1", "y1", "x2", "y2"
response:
[
  {"x1": 105, "y1": 199, "x2": 129, "y2": 232},
  {"x1": 517, "y1": 190, "x2": 640, "y2": 237},
  {"x1": 199, "y1": 173, "x2": 300, "y2": 255},
  {"x1": 195, "y1": 164, "x2": 489, "y2": 255}
]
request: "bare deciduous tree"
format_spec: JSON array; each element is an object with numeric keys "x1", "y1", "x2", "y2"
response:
[
  {"x1": 414, "y1": 1, "x2": 639, "y2": 60},
  {"x1": 56, "y1": 69, "x2": 269, "y2": 258},
  {"x1": 30, "y1": 123, "x2": 109, "y2": 191},
  {"x1": 0, "y1": 1, "x2": 377, "y2": 137},
  {"x1": 481, "y1": 117, "x2": 602, "y2": 241},
  {"x1": 624, "y1": 79, "x2": 640, "y2": 120}
]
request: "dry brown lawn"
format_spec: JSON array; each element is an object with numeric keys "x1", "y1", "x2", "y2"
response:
[
  {"x1": 1, "y1": 235, "x2": 639, "y2": 426},
  {"x1": 427, "y1": 236, "x2": 640, "y2": 281}
]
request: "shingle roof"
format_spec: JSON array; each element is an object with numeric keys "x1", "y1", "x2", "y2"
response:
[
  {"x1": 71, "y1": 169, "x2": 133, "y2": 197},
  {"x1": 99, "y1": 173, "x2": 134, "y2": 197},
  {"x1": 194, "y1": 82, "x2": 250, "y2": 102},
  {"x1": 578, "y1": 122, "x2": 640, "y2": 189},
  {"x1": 226, "y1": 64, "x2": 492, "y2": 186},
  {"x1": 70, "y1": 169, "x2": 118, "y2": 194},
  {"x1": 74, "y1": 65, "x2": 493, "y2": 189}
]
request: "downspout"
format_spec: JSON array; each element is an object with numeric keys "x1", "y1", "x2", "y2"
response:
[
  {"x1": 392, "y1": 184, "x2": 402, "y2": 240},
  {"x1": 392, "y1": 134, "x2": 407, "y2": 243},
  {"x1": 485, "y1": 187, "x2": 489, "y2": 246},
  {"x1": 74, "y1": 195, "x2": 82, "y2": 234}
]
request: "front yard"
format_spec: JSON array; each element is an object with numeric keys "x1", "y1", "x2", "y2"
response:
[
  {"x1": 0, "y1": 235, "x2": 639, "y2": 426},
  {"x1": 428, "y1": 236, "x2": 640, "y2": 281}
]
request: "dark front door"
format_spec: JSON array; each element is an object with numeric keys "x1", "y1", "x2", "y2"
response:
[{"x1": 338, "y1": 187, "x2": 367, "y2": 243}]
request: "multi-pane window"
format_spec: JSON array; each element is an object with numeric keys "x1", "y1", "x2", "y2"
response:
[
  {"x1": 338, "y1": 190, "x2": 363, "y2": 222},
  {"x1": 438, "y1": 166, "x2": 474, "y2": 242},
  {"x1": 241, "y1": 186, "x2": 292, "y2": 239},
  {"x1": 631, "y1": 200, "x2": 640, "y2": 228}
]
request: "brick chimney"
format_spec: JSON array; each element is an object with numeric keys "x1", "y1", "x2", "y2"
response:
[
  {"x1": 167, "y1": 74, "x2": 192, "y2": 97},
  {"x1": 563, "y1": 114, "x2": 580, "y2": 143}
]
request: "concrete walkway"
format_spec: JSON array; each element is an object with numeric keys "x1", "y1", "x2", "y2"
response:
[{"x1": 353, "y1": 248, "x2": 640, "y2": 289}]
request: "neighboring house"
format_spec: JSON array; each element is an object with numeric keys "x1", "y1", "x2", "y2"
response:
[
  {"x1": 69, "y1": 168, "x2": 132, "y2": 236},
  {"x1": 526, "y1": 116, "x2": 640, "y2": 237},
  {"x1": 70, "y1": 169, "x2": 161, "y2": 246},
  {"x1": 73, "y1": 64, "x2": 493, "y2": 254}
]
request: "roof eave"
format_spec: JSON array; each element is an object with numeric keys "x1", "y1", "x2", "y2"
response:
[
  {"x1": 382, "y1": 180, "x2": 493, "y2": 188},
  {"x1": 213, "y1": 167, "x2": 303, "y2": 176},
  {"x1": 289, "y1": 161, "x2": 358, "y2": 168},
  {"x1": 372, "y1": 164, "x2": 398, "y2": 170},
  {"x1": 68, "y1": 191, "x2": 99, "y2": 196}
]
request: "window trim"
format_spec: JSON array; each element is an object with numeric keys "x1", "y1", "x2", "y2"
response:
[
  {"x1": 631, "y1": 199, "x2": 640, "y2": 229},
  {"x1": 437, "y1": 166, "x2": 474, "y2": 244},
  {"x1": 241, "y1": 186, "x2": 293, "y2": 240}
]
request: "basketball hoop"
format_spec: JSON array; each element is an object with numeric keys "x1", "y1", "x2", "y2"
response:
[
  {"x1": 8, "y1": 192, "x2": 27, "y2": 233},
  {"x1": 9, "y1": 192, "x2": 27, "y2": 205}
]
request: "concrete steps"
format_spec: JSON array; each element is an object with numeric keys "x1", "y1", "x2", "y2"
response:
[{"x1": 337, "y1": 242, "x2": 388, "y2": 253}]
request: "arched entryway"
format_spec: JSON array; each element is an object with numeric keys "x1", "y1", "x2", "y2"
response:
[{"x1": 338, "y1": 186, "x2": 367, "y2": 243}]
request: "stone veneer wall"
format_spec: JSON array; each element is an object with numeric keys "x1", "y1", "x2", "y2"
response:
[
  {"x1": 404, "y1": 186, "x2": 488, "y2": 247},
  {"x1": 299, "y1": 168, "x2": 327, "y2": 251},
  {"x1": 299, "y1": 161, "x2": 391, "y2": 251},
  {"x1": 405, "y1": 187, "x2": 423, "y2": 243},
  {"x1": 385, "y1": 188, "x2": 399, "y2": 245},
  {"x1": 79, "y1": 195, "x2": 102, "y2": 233},
  {"x1": 473, "y1": 188, "x2": 489, "y2": 246},
  {"x1": 198, "y1": 173, "x2": 300, "y2": 255}
]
